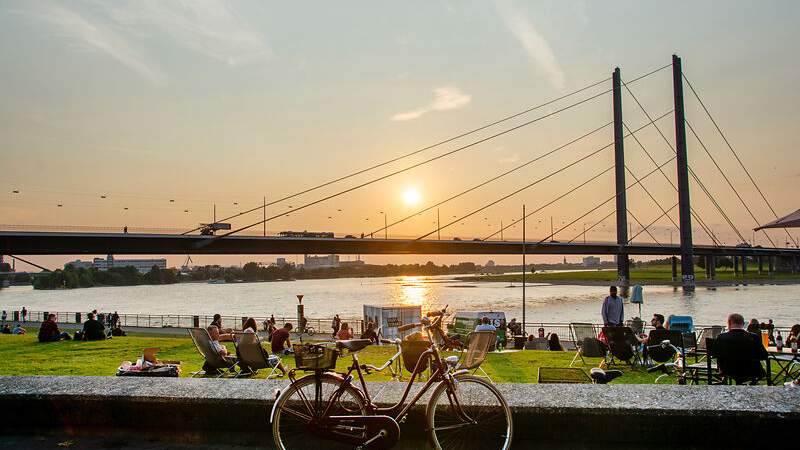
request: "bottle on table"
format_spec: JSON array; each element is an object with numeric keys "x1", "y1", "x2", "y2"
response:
[{"x1": 776, "y1": 331, "x2": 783, "y2": 352}]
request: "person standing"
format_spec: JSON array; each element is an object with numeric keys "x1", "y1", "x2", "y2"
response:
[
  {"x1": 1, "y1": 310, "x2": 6, "y2": 324},
  {"x1": 331, "y1": 314, "x2": 341, "y2": 337},
  {"x1": 601, "y1": 286, "x2": 624, "y2": 327},
  {"x1": 21, "y1": 307, "x2": 27, "y2": 322}
]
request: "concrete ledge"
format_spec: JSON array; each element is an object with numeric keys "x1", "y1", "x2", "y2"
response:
[{"x1": 1, "y1": 376, "x2": 798, "y2": 448}]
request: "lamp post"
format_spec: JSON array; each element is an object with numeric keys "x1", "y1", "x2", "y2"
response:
[{"x1": 379, "y1": 211, "x2": 387, "y2": 240}]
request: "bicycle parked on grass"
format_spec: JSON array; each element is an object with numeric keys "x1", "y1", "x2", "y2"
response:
[{"x1": 270, "y1": 306, "x2": 513, "y2": 449}]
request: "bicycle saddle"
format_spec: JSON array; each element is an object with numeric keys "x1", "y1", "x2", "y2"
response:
[{"x1": 336, "y1": 339, "x2": 372, "y2": 352}]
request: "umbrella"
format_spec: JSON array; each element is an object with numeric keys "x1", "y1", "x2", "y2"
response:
[
  {"x1": 754, "y1": 208, "x2": 800, "y2": 231},
  {"x1": 630, "y1": 284, "x2": 644, "y2": 318}
]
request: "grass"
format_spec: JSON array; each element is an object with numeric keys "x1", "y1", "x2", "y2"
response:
[
  {"x1": 462, "y1": 264, "x2": 800, "y2": 284},
  {"x1": 1, "y1": 332, "x2": 670, "y2": 384}
]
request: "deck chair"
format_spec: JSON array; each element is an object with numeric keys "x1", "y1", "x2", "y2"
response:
[
  {"x1": 602, "y1": 326, "x2": 642, "y2": 367},
  {"x1": 645, "y1": 329, "x2": 685, "y2": 383},
  {"x1": 188, "y1": 328, "x2": 239, "y2": 378},
  {"x1": 569, "y1": 323, "x2": 602, "y2": 366},
  {"x1": 456, "y1": 331, "x2": 495, "y2": 382},
  {"x1": 537, "y1": 367, "x2": 592, "y2": 384},
  {"x1": 233, "y1": 332, "x2": 281, "y2": 379}
]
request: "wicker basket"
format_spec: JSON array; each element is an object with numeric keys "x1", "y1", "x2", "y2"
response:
[
  {"x1": 401, "y1": 340, "x2": 432, "y2": 373},
  {"x1": 293, "y1": 344, "x2": 338, "y2": 370}
]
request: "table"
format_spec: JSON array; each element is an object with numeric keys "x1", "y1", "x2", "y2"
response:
[{"x1": 764, "y1": 347, "x2": 800, "y2": 386}]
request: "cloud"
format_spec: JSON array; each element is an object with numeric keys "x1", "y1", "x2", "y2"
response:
[
  {"x1": 496, "y1": 2, "x2": 565, "y2": 91},
  {"x1": 97, "y1": 0, "x2": 272, "y2": 67},
  {"x1": 391, "y1": 87, "x2": 471, "y2": 122},
  {"x1": 498, "y1": 153, "x2": 520, "y2": 164},
  {"x1": 32, "y1": 3, "x2": 164, "y2": 84}
]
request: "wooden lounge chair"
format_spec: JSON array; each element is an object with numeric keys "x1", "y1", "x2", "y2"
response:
[
  {"x1": 188, "y1": 328, "x2": 238, "y2": 378},
  {"x1": 233, "y1": 331, "x2": 282, "y2": 379}
]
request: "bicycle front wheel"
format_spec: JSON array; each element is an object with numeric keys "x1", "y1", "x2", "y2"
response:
[
  {"x1": 426, "y1": 375, "x2": 513, "y2": 450},
  {"x1": 272, "y1": 374, "x2": 366, "y2": 450}
]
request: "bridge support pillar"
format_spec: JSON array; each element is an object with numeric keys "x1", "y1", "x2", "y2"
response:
[
  {"x1": 741, "y1": 256, "x2": 748, "y2": 278},
  {"x1": 612, "y1": 67, "x2": 629, "y2": 285},
  {"x1": 758, "y1": 256, "x2": 764, "y2": 275},
  {"x1": 734, "y1": 256, "x2": 739, "y2": 276},
  {"x1": 672, "y1": 55, "x2": 694, "y2": 289},
  {"x1": 768, "y1": 256, "x2": 775, "y2": 275},
  {"x1": 671, "y1": 256, "x2": 678, "y2": 282},
  {"x1": 708, "y1": 255, "x2": 716, "y2": 280}
]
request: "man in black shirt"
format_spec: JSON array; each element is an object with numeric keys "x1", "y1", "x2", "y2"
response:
[
  {"x1": 711, "y1": 313, "x2": 768, "y2": 384},
  {"x1": 82, "y1": 312, "x2": 106, "y2": 341}
]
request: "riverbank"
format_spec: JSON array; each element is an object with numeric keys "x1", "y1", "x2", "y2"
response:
[{"x1": 459, "y1": 265, "x2": 800, "y2": 287}]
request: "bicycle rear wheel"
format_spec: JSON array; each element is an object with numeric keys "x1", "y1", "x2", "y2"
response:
[
  {"x1": 426, "y1": 375, "x2": 513, "y2": 450},
  {"x1": 272, "y1": 374, "x2": 366, "y2": 450}
]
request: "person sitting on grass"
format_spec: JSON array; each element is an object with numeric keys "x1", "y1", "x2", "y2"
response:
[
  {"x1": 360, "y1": 322, "x2": 379, "y2": 344},
  {"x1": 271, "y1": 323, "x2": 294, "y2": 355},
  {"x1": 82, "y1": 312, "x2": 106, "y2": 341},
  {"x1": 242, "y1": 317, "x2": 287, "y2": 376},
  {"x1": 207, "y1": 325, "x2": 231, "y2": 358},
  {"x1": 337, "y1": 322, "x2": 354, "y2": 340},
  {"x1": 786, "y1": 324, "x2": 800, "y2": 346},
  {"x1": 38, "y1": 314, "x2": 71, "y2": 342},
  {"x1": 547, "y1": 333, "x2": 565, "y2": 351},
  {"x1": 12, "y1": 323, "x2": 26, "y2": 335},
  {"x1": 1, "y1": 324, "x2": 10, "y2": 334}
]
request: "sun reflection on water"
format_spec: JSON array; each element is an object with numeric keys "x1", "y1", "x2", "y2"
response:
[{"x1": 397, "y1": 276, "x2": 430, "y2": 307}]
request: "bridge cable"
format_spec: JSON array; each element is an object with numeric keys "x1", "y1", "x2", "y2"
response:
[
  {"x1": 626, "y1": 203, "x2": 679, "y2": 243},
  {"x1": 478, "y1": 110, "x2": 674, "y2": 241},
  {"x1": 685, "y1": 119, "x2": 777, "y2": 247},
  {"x1": 682, "y1": 73, "x2": 798, "y2": 248},
  {"x1": 180, "y1": 78, "x2": 610, "y2": 235},
  {"x1": 622, "y1": 121, "x2": 721, "y2": 246},
  {"x1": 3, "y1": 255, "x2": 51, "y2": 272},
  {"x1": 622, "y1": 81, "x2": 745, "y2": 244},
  {"x1": 208, "y1": 88, "x2": 615, "y2": 243},
  {"x1": 536, "y1": 155, "x2": 677, "y2": 244},
  {"x1": 183, "y1": 63, "x2": 671, "y2": 236},
  {"x1": 626, "y1": 208, "x2": 663, "y2": 245},
  {"x1": 365, "y1": 121, "x2": 613, "y2": 238},
  {"x1": 566, "y1": 210, "x2": 615, "y2": 244}
]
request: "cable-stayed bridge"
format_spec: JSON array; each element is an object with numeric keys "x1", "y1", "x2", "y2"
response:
[{"x1": 2, "y1": 55, "x2": 799, "y2": 287}]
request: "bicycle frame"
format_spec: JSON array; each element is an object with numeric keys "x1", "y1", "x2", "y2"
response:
[{"x1": 273, "y1": 319, "x2": 470, "y2": 426}]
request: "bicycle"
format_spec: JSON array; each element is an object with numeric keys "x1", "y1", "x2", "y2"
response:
[{"x1": 270, "y1": 307, "x2": 513, "y2": 449}]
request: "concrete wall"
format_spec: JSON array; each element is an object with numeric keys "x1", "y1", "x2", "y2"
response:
[{"x1": 1, "y1": 376, "x2": 797, "y2": 448}]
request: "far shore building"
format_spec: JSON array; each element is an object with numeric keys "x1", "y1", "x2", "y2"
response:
[
  {"x1": 67, "y1": 255, "x2": 167, "y2": 274},
  {"x1": 582, "y1": 256, "x2": 601, "y2": 268},
  {"x1": 303, "y1": 254, "x2": 339, "y2": 269}
]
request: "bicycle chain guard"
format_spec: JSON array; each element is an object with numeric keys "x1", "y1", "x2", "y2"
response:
[{"x1": 316, "y1": 415, "x2": 400, "y2": 449}]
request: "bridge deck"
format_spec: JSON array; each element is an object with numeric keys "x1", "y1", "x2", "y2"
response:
[{"x1": 2, "y1": 231, "x2": 798, "y2": 256}]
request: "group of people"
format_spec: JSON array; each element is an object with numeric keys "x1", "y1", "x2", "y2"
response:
[
  {"x1": 600, "y1": 284, "x2": 800, "y2": 385},
  {"x1": 206, "y1": 313, "x2": 292, "y2": 377},
  {"x1": 34, "y1": 309, "x2": 127, "y2": 343},
  {"x1": 1, "y1": 308, "x2": 28, "y2": 335}
]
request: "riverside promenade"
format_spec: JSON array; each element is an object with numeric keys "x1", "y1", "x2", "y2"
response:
[{"x1": 1, "y1": 376, "x2": 797, "y2": 448}]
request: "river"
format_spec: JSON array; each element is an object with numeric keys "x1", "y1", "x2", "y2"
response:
[{"x1": 1, "y1": 276, "x2": 798, "y2": 326}]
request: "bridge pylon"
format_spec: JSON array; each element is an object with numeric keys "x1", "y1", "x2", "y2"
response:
[
  {"x1": 672, "y1": 54, "x2": 695, "y2": 289},
  {"x1": 612, "y1": 67, "x2": 630, "y2": 285}
]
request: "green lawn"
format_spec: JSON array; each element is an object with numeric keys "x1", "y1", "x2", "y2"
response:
[
  {"x1": 464, "y1": 265, "x2": 800, "y2": 284},
  {"x1": 0, "y1": 332, "x2": 672, "y2": 384}
]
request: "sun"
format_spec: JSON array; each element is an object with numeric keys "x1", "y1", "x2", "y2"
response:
[{"x1": 403, "y1": 187, "x2": 421, "y2": 206}]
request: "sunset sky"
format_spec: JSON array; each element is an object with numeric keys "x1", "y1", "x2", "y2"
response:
[{"x1": 1, "y1": 1, "x2": 799, "y2": 270}]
